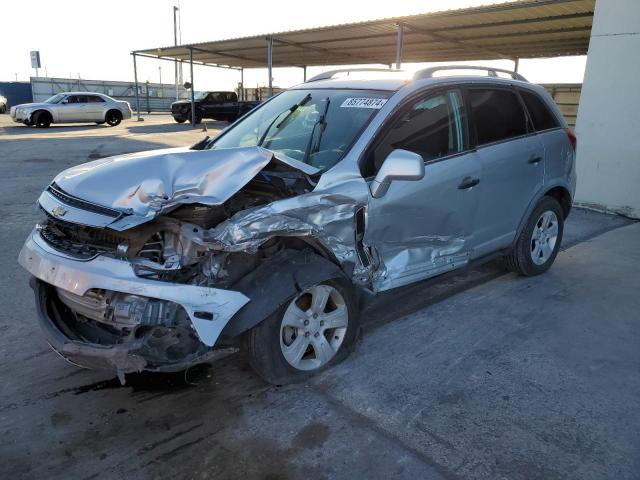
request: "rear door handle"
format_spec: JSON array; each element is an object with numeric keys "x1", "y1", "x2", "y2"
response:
[
  {"x1": 528, "y1": 155, "x2": 543, "y2": 164},
  {"x1": 458, "y1": 177, "x2": 480, "y2": 189}
]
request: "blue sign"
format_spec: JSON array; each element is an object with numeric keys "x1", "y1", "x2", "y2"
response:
[{"x1": 30, "y1": 51, "x2": 41, "y2": 69}]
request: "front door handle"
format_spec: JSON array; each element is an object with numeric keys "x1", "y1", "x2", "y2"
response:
[
  {"x1": 528, "y1": 155, "x2": 543, "y2": 164},
  {"x1": 458, "y1": 176, "x2": 480, "y2": 189}
]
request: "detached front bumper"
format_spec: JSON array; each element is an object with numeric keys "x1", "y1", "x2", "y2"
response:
[{"x1": 18, "y1": 228, "x2": 250, "y2": 372}]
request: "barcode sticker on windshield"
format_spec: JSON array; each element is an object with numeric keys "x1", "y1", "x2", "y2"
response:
[{"x1": 340, "y1": 98, "x2": 388, "y2": 109}]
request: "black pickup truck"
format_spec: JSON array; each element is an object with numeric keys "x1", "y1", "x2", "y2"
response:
[{"x1": 171, "y1": 91, "x2": 260, "y2": 124}]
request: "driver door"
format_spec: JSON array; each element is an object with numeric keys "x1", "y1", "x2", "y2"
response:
[
  {"x1": 57, "y1": 95, "x2": 87, "y2": 122},
  {"x1": 363, "y1": 88, "x2": 482, "y2": 292}
]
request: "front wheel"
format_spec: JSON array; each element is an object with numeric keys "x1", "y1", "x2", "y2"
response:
[
  {"x1": 173, "y1": 116, "x2": 187, "y2": 124},
  {"x1": 245, "y1": 279, "x2": 359, "y2": 385},
  {"x1": 504, "y1": 196, "x2": 564, "y2": 276},
  {"x1": 33, "y1": 111, "x2": 52, "y2": 128}
]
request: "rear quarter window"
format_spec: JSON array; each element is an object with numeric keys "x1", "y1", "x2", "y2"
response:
[
  {"x1": 468, "y1": 88, "x2": 528, "y2": 146},
  {"x1": 519, "y1": 89, "x2": 560, "y2": 131}
]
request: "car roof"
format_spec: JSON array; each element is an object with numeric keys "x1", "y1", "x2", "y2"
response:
[{"x1": 60, "y1": 92, "x2": 109, "y2": 96}]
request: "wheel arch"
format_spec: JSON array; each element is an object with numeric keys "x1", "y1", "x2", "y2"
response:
[
  {"x1": 105, "y1": 108, "x2": 123, "y2": 120},
  {"x1": 220, "y1": 248, "x2": 348, "y2": 340},
  {"x1": 513, "y1": 182, "x2": 572, "y2": 246},
  {"x1": 544, "y1": 185, "x2": 572, "y2": 219},
  {"x1": 31, "y1": 108, "x2": 53, "y2": 122}
]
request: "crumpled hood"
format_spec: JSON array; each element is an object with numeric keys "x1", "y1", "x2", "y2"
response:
[{"x1": 51, "y1": 145, "x2": 319, "y2": 221}]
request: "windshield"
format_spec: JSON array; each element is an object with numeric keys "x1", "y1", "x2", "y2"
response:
[
  {"x1": 209, "y1": 88, "x2": 392, "y2": 171},
  {"x1": 44, "y1": 94, "x2": 66, "y2": 104},
  {"x1": 194, "y1": 91, "x2": 208, "y2": 101}
]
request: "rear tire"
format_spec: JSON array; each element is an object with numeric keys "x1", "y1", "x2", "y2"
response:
[
  {"x1": 33, "y1": 111, "x2": 52, "y2": 128},
  {"x1": 504, "y1": 196, "x2": 564, "y2": 276},
  {"x1": 245, "y1": 277, "x2": 359, "y2": 385},
  {"x1": 105, "y1": 110, "x2": 122, "y2": 127}
]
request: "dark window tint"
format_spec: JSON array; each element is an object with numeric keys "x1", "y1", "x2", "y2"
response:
[
  {"x1": 468, "y1": 88, "x2": 527, "y2": 145},
  {"x1": 371, "y1": 89, "x2": 467, "y2": 173},
  {"x1": 68, "y1": 95, "x2": 88, "y2": 103},
  {"x1": 87, "y1": 95, "x2": 105, "y2": 103},
  {"x1": 519, "y1": 90, "x2": 559, "y2": 131}
]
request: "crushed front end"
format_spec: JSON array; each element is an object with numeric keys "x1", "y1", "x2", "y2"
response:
[
  {"x1": 20, "y1": 227, "x2": 250, "y2": 376},
  {"x1": 17, "y1": 146, "x2": 355, "y2": 377}
]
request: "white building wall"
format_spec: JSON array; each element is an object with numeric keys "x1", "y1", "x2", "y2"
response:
[{"x1": 575, "y1": 0, "x2": 640, "y2": 218}]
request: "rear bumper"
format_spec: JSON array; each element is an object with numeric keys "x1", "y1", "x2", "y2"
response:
[{"x1": 18, "y1": 229, "x2": 249, "y2": 372}]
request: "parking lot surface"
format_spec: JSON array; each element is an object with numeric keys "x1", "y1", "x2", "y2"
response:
[{"x1": 1, "y1": 115, "x2": 638, "y2": 479}]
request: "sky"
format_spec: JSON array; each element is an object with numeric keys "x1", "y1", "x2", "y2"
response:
[{"x1": 0, "y1": 0, "x2": 587, "y2": 90}]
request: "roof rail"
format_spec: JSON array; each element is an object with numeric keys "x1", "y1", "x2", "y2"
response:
[
  {"x1": 306, "y1": 68, "x2": 403, "y2": 83},
  {"x1": 414, "y1": 65, "x2": 528, "y2": 82}
]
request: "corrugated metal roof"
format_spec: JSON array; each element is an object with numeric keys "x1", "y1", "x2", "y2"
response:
[{"x1": 135, "y1": 0, "x2": 595, "y2": 69}]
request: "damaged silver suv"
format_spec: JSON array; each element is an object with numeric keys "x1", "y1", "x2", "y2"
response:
[{"x1": 19, "y1": 66, "x2": 576, "y2": 384}]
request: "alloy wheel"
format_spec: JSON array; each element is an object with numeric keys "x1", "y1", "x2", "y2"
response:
[
  {"x1": 530, "y1": 210, "x2": 559, "y2": 265},
  {"x1": 279, "y1": 284, "x2": 348, "y2": 371}
]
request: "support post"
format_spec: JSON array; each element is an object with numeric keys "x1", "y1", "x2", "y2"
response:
[
  {"x1": 240, "y1": 67, "x2": 244, "y2": 101},
  {"x1": 395, "y1": 22, "x2": 404, "y2": 69},
  {"x1": 189, "y1": 47, "x2": 196, "y2": 127},
  {"x1": 513, "y1": 57, "x2": 520, "y2": 73},
  {"x1": 267, "y1": 36, "x2": 273, "y2": 97},
  {"x1": 173, "y1": 6, "x2": 179, "y2": 101},
  {"x1": 303, "y1": 66, "x2": 307, "y2": 82},
  {"x1": 145, "y1": 81, "x2": 150, "y2": 114},
  {"x1": 132, "y1": 53, "x2": 142, "y2": 121}
]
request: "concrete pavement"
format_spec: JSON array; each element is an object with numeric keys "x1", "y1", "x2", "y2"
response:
[{"x1": 1, "y1": 114, "x2": 638, "y2": 479}]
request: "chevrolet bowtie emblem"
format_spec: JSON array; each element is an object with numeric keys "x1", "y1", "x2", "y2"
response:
[{"x1": 51, "y1": 206, "x2": 67, "y2": 217}]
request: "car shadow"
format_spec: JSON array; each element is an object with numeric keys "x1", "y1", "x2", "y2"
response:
[{"x1": 3, "y1": 123, "x2": 112, "y2": 134}]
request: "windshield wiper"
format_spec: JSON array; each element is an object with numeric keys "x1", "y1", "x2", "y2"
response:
[
  {"x1": 303, "y1": 97, "x2": 330, "y2": 165},
  {"x1": 257, "y1": 93, "x2": 312, "y2": 147}
]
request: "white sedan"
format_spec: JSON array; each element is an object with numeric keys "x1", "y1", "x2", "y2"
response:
[{"x1": 10, "y1": 92, "x2": 132, "y2": 128}]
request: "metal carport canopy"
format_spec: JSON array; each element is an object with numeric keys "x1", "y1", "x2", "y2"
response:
[{"x1": 134, "y1": 0, "x2": 594, "y2": 68}]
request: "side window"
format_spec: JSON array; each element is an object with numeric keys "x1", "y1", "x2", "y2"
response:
[
  {"x1": 468, "y1": 88, "x2": 528, "y2": 146},
  {"x1": 207, "y1": 93, "x2": 223, "y2": 103},
  {"x1": 519, "y1": 89, "x2": 560, "y2": 131},
  {"x1": 370, "y1": 89, "x2": 467, "y2": 174},
  {"x1": 66, "y1": 95, "x2": 78, "y2": 104},
  {"x1": 71, "y1": 95, "x2": 88, "y2": 104},
  {"x1": 88, "y1": 95, "x2": 105, "y2": 103}
]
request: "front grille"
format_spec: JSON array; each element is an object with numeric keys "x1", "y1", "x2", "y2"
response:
[
  {"x1": 40, "y1": 212, "x2": 127, "y2": 259},
  {"x1": 47, "y1": 183, "x2": 124, "y2": 219}
]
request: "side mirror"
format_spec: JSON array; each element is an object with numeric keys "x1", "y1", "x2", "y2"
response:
[
  {"x1": 370, "y1": 149, "x2": 425, "y2": 198},
  {"x1": 61, "y1": 99, "x2": 69, "y2": 104}
]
